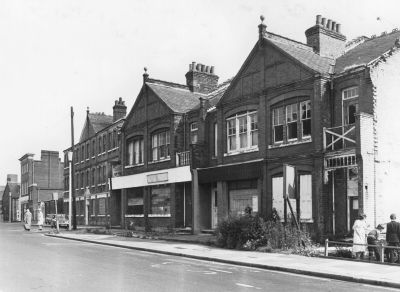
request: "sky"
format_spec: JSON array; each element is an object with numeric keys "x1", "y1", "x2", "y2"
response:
[{"x1": 0, "y1": 0, "x2": 399, "y2": 183}]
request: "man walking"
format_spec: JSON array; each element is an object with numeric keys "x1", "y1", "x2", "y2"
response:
[{"x1": 386, "y1": 213, "x2": 400, "y2": 263}]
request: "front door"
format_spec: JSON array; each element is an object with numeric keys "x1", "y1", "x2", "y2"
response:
[
  {"x1": 211, "y1": 188, "x2": 218, "y2": 229},
  {"x1": 349, "y1": 197, "x2": 359, "y2": 231}
]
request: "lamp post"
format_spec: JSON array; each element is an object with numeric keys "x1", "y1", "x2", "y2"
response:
[{"x1": 68, "y1": 151, "x2": 73, "y2": 230}]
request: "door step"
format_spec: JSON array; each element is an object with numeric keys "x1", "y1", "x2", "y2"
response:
[
  {"x1": 201, "y1": 229, "x2": 215, "y2": 235},
  {"x1": 175, "y1": 227, "x2": 192, "y2": 235}
]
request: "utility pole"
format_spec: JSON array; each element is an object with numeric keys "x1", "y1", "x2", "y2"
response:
[{"x1": 71, "y1": 106, "x2": 77, "y2": 229}]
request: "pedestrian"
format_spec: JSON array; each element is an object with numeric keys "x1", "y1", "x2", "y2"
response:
[
  {"x1": 24, "y1": 208, "x2": 32, "y2": 231},
  {"x1": 386, "y1": 213, "x2": 400, "y2": 263},
  {"x1": 37, "y1": 209, "x2": 44, "y2": 231},
  {"x1": 367, "y1": 224, "x2": 384, "y2": 261},
  {"x1": 352, "y1": 213, "x2": 368, "y2": 259}
]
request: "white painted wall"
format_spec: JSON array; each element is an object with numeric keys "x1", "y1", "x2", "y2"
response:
[{"x1": 370, "y1": 50, "x2": 400, "y2": 224}]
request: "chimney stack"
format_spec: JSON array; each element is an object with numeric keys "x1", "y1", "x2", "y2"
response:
[
  {"x1": 7, "y1": 174, "x2": 18, "y2": 183},
  {"x1": 305, "y1": 15, "x2": 346, "y2": 58},
  {"x1": 185, "y1": 61, "x2": 219, "y2": 94},
  {"x1": 113, "y1": 97, "x2": 127, "y2": 122}
]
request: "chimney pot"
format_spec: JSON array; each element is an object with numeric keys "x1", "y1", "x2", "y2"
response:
[
  {"x1": 192, "y1": 62, "x2": 196, "y2": 71},
  {"x1": 321, "y1": 17, "x2": 326, "y2": 26},
  {"x1": 327, "y1": 19, "x2": 331, "y2": 29},
  {"x1": 201, "y1": 64, "x2": 205, "y2": 72},
  {"x1": 189, "y1": 64, "x2": 192, "y2": 71},
  {"x1": 316, "y1": 15, "x2": 322, "y2": 25},
  {"x1": 196, "y1": 64, "x2": 201, "y2": 71},
  {"x1": 205, "y1": 66, "x2": 210, "y2": 73},
  {"x1": 210, "y1": 66, "x2": 215, "y2": 74},
  {"x1": 331, "y1": 21, "x2": 336, "y2": 31},
  {"x1": 336, "y1": 23, "x2": 341, "y2": 33}
]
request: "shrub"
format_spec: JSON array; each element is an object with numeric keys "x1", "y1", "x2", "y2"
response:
[{"x1": 215, "y1": 214, "x2": 316, "y2": 254}]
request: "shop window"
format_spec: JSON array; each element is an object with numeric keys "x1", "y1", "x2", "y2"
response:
[
  {"x1": 190, "y1": 122, "x2": 198, "y2": 144},
  {"x1": 272, "y1": 99, "x2": 311, "y2": 144},
  {"x1": 127, "y1": 137, "x2": 144, "y2": 166},
  {"x1": 228, "y1": 180, "x2": 258, "y2": 216},
  {"x1": 226, "y1": 111, "x2": 258, "y2": 153},
  {"x1": 151, "y1": 130, "x2": 170, "y2": 161},
  {"x1": 126, "y1": 188, "x2": 143, "y2": 215},
  {"x1": 98, "y1": 198, "x2": 106, "y2": 215},
  {"x1": 150, "y1": 186, "x2": 171, "y2": 216}
]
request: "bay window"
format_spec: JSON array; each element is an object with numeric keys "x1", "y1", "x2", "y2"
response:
[
  {"x1": 272, "y1": 99, "x2": 311, "y2": 144},
  {"x1": 226, "y1": 111, "x2": 258, "y2": 153},
  {"x1": 151, "y1": 130, "x2": 170, "y2": 161},
  {"x1": 127, "y1": 137, "x2": 144, "y2": 166}
]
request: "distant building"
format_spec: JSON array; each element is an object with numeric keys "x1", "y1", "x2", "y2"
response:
[
  {"x1": 2, "y1": 174, "x2": 20, "y2": 222},
  {"x1": 19, "y1": 151, "x2": 64, "y2": 221},
  {"x1": 63, "y1": 98, "x2": 126, "y2": 226},
  {"x1": 0, "y1": 185, "x2": 5, "y2": 220}
]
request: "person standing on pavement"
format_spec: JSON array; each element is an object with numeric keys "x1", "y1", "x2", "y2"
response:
[
  {"x1": 386, "y1": 213, "x2": 400, "y2": 263},
  {"x1": 37, "y1": 209, "x2": 44, "y2": 231},
  {"x1": 352, "y1": 213, "x2": 368, "y2": 259},
  {"x1": 367, "y1": 224, "x2": 384, "y2": 261},
  {"x1": 24, "y1": 208, "x2": 32, "y2": 231}
]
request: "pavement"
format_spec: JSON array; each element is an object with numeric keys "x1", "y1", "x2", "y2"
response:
[{"x1": 43, "y1": 227, "x2": 400, "y2": 289}]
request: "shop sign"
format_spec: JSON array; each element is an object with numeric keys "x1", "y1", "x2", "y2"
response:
[{"x1": 147, "y1": 172, "x2": 168, "y2": 184}]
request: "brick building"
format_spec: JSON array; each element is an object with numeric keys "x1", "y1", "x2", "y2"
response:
[
  {"x1": 193, "y1": 15, "x2": 400, "y2": 238},
  {"x1": 0, "y1": 185, "x2": 5, "y2": 220},
  {"x1": 1, "y1": 174, "x2": 20, "y2": 222},
  {"x1": 63, "y1": 98, "x2": 126, "y2": 226},
  {"x1": 19, "y1": 151, "x2": 64, "y2": 221},
  {"x1": 112, "y1": 15, "x2": 400, "y2": 238},
  {"x1": 112, "y1": 66, "x2": 230, "y2": 231}
]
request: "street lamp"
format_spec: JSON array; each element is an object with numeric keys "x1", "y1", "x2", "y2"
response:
[{"x1": 68, "y1": 150, "x2": 73, "y2": 230}]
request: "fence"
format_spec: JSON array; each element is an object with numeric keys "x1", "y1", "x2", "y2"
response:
[{"x1": 324, "y1": 239, "x2": 400, "y2": 263}]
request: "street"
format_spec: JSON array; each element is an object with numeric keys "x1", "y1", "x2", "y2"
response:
[{"x1": 0, "y1": 223, "x2": 398, "y2": 292}]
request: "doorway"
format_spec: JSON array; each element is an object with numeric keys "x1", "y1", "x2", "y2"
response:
[{"x1": 211, "y1": 188, "x2": 218, "y2": 229}]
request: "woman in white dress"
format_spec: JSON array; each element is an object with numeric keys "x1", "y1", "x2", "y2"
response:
[{"x1": 353, "y1": 213, "x2": 368, "y2": 259}]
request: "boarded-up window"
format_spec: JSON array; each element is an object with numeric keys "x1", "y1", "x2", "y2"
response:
[
  {"x1": 229, "y1": 189, "x2": 258, "y2": 216},
  {"x1": 98, "y1": 198, "x2": 106, "y2": 215},
  {"x1": 299, "y1": 174, "x2": 312, "y2": 221}
]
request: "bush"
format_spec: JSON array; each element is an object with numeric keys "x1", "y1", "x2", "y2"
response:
[{"x1": 215, "y1": 214, "x2": 316, "y2": 255}]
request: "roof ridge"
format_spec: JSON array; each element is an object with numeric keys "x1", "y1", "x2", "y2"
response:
[
  {"x1": 265, "y1": 31, "x2": 312, "y2": 50},
  {"x1": 147, "y1": 78, "x2": 189, "y2": 90},
  {"x1": 366, "y1": 28, "x2": 400, "y2": 42}
]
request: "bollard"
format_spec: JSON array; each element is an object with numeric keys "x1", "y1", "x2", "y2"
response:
[
  {"x1": 379, "y1": 242, "x2": 384, "y2": 263},
  {"x1": 324, "y1": 239, "x2": 329, "y2": 257}
]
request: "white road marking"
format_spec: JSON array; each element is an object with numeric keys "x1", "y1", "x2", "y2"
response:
[
  {"x1": 236, "y1": 283, "x2": 254, "y2": 288},
  {"x1": 209, "y1": 268, "x2": 232, "y2": 274}
]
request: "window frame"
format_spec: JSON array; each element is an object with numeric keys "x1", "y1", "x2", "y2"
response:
[
  {"x1": 151, "y1": 130, "x2": 170, "y2": 162},
  {"x1": 127, "y1": 136, "x2": 144, "y2": 166},
  {"x1": 226, "y1": 111, "x2": 258, "y2": 153},
  {"x1": 190, "y1": 122, "x2": 198, "y2": 144}
]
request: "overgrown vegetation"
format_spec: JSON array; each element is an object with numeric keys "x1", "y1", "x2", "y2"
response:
[{"x1": 215, "y1": 213, "x2": 318, "y2": 256}]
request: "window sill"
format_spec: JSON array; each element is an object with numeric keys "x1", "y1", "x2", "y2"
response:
[
  {"x1": 92, "y1": 156, "x2": 96, "y2": 159},
  {"x1": 97, "y1": 215, "x2": 106, "y2": 217},
  {"x1": 125, "y1": 163, "x2": 144, "y2": 169},
  {"x1": 125, "y1": 214, "x2": 144, "y2": 218},
  {"x1": 148, "y1": 158, "x2": 171, "y2": 164},
  {"x1": 148, "y1": 214, "x2": 171, "y2": 218},
  {"x1": 224, "y1": 147, "x2": 259, "y2": 157},
  {"x1": 269, "y1": 139, "x2": 312, "y2": 149}
]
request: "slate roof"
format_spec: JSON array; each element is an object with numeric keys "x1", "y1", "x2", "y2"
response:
[
  {"x1": 335, "y1": 30, "x2": 400, "y2": 74},
  {"x1": 146, "y1": 82, "x2": 202, "y2": 113},
  {"x1": 88, "y1": 113, "x2": 114, "y2": 133},
  {"x1": 265, "y1": 32, "x2": 334, "y2": 74}
]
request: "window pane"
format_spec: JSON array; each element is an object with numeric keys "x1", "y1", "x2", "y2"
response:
[
  {"x1": 251, "y1": 131, "x2": 258, "y2": 146},
  {"x1": 274, "y1": 125, "x2": 283, "y2": 142},
  {"x1": 151, "y1": 187, "x2": 170, "y2": 215},
  {"x1": 287, "y1": 122, "x2": 298, "y2": 140},
  {"x1": 348, "y1": 104, "x2": 356, "y2": 124},
  {"x1": 302, "y1": 119, "x2": 311, "y2": 136}
]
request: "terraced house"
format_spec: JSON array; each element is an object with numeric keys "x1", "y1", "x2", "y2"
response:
[
  {"x1": 63, "y1": 98, "x2": 126, "y2": 226},
  {"x1": 112, "y1": 15, "x2": 400, "y2": 238},
  {"x1": 112, "y1": 66, "x2": 230, "y2": 231}
]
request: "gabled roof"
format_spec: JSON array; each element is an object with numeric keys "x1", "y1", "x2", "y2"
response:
[
  {"x1": 88, "y1": 113, "x2": 114, "y2": 133},
  {"x1": 146, "y1": 81, "x2": 203, "y2": 113},
  {"x1": 335, "y1": 30, "x2": 400, "y2": 74},
  {"x1": 265, "y1": 32, "x2": 334, "y2": 74}
]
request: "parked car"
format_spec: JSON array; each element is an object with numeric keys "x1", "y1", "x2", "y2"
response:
[{"x1": 45, "y1": 214, "x2": 69, "y2": 228}]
